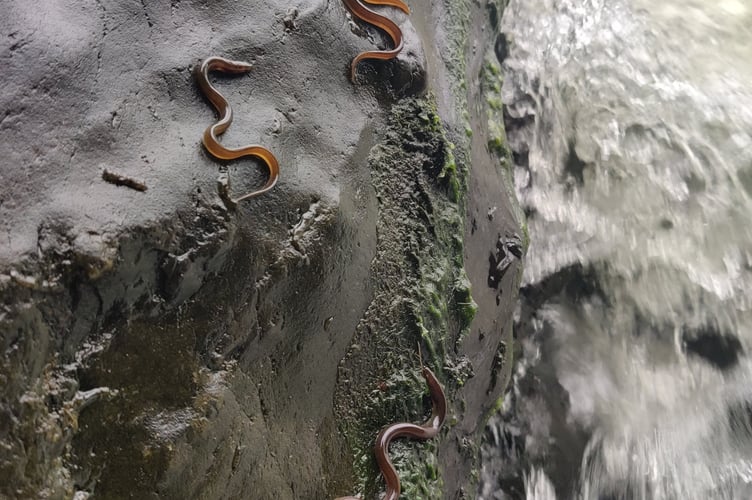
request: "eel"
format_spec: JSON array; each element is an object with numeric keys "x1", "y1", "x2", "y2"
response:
[
  {"x1": 342, "y1": 0, "x2": 405, "y2": 82},
  {"x1": 335, "y1": 366, "x2": 446, "y2": 500},
  {"x1": 362, "y1": 0, "x2": 410, "y2": 14},
  {"x1": 194, "y1": 56, "x2": 279, "y2": 204}
]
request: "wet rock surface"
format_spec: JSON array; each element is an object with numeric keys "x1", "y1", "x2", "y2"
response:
[{"x1": 0, "y1": 0, "x2": 522, "y2": 498}]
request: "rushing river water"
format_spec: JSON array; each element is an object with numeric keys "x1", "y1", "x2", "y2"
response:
[{"x1": 478, "y1": 0, "x2": 752, "y2": 498}]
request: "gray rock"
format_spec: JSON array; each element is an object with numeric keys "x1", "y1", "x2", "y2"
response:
[{"x1": 0, "y1": 0, "x2": 523, "y2": 498}]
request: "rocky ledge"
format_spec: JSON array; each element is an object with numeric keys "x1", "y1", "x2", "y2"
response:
[{"x1": 0, "y1": 0, "x2": 522, "y2": 498}]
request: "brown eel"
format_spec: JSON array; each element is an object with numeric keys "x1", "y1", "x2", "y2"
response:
[
  {"x1": 335, "y1": 366, "x2": 446, "y2": 500},
  {"x1": 193, "y1": 56, "x2": 279, "y2": 204},
  {"x1": 362, "y1": 0, "x2": 410, "y2": 14},
  {"x1": 342, "y1": 0, "x2": 405, "y2": 82}
]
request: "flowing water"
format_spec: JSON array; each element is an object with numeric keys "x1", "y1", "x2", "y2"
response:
[{"x1": 478, "y1": 0, "x2": 752, "y2": 498}]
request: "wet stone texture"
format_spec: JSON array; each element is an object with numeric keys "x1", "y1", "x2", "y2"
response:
[{"x1": 0, "y1": 0, "x2": 523, "y2": 498}]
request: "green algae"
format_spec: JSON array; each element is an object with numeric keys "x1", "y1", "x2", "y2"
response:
[
  {"x1": 453, "y1": 272, "x2": 478, "y2": 333},
  {"x1": 443, "y1": 0, "x2": 473, "y2": 140},
  {"x1": 481, "y1": 57, "x2": 527, "y2": 238},
  {"x1": 334, "y1": 95, "x2": 472, "y2": 499},
  {"x1": 390, "y1": 439, "x2": 443, "y2": 499},
  {"x1": 444, "y1": 0, "x2": 470, "y2": 84}
]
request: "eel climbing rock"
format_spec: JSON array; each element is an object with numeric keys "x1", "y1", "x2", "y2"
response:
[{"x1": 194, "y1": 56, "x2": 280, "y2": 205}]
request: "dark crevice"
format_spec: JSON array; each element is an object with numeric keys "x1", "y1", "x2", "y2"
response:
[
  {"x1": 563, "y1": 140, "x2": 587, "y2": 186},
  {"x1": 520, "y1": 263, "x2": 607, "y2": 311},
  {"x1": 683, "y1": 327, "x2": 742, "y2": 371},
  {"x1": 494, "y1": 33, "x2": 509, "y2": 64}
]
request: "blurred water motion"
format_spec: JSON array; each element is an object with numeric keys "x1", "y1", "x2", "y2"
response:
[{"x1": 479, "y1": 0, "x2": 752, "y2": 498}]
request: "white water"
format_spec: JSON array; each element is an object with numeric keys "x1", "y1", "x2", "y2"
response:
[{"x1": 480, "y1": 0, "x2": 752, "y2": 498}]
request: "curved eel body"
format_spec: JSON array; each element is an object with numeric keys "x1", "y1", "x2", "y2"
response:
[
  {"x1": 335, "y1": 366, "x2": 446, "y2": 500},
  {"x1": 362, "y1": 0, "x2": 410, "y2": 14},
  {"x1": 375, "y1": 367, "x2": 446, "y2": 500},
  {"x1": 342, "y1": 0, "x2": 405, "y2": 82},
  {"x1": 194, "y1": 56, "x2": 279, "y2": 204}
]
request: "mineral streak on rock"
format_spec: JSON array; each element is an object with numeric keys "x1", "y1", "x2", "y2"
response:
[{"x1": 0, "y1": 0, "x2": 523, "y2": 498}]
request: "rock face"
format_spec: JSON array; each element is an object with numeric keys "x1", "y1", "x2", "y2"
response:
[{"x1": 0, "y1": 0, "x2": 522, "y2": 498}]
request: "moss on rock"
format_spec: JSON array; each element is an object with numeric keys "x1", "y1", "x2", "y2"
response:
[{"x1": 334, "y1": 94, "x2": 474, "y2": 498}]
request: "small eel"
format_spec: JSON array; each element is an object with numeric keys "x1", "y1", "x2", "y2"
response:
[
  {"x1": 335, "y1": 366, "x2": 446, "y2": 500},
  {"x1": 342, "y1": 0, "x2": 405, "y2": 82},
  {"x1": 194, "y1": 56, "x2": 279, "y2": 204}
]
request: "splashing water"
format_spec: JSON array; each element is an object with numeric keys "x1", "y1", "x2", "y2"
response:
[{"x1": 480, "y1": 0, "x2": 752, "y2": 498}]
